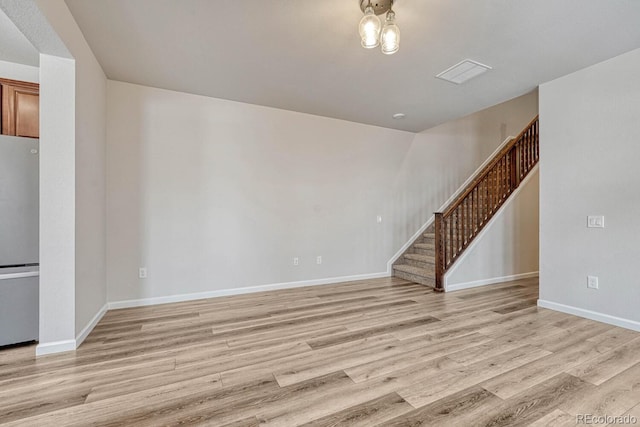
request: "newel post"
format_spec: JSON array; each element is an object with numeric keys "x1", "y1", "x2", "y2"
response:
[{"x1": 434, "y1": 212, "x2": 445, "y2": 292}]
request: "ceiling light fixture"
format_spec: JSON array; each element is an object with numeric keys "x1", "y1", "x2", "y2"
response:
[
  {"x1": 359, "y1": 1, "x2": 381, "y2": 48},
  {"x1": 358, "y1": 0, "x2": 400, "y2": 55}
]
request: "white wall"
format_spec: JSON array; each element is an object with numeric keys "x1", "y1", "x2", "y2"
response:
[
  {"x1": 447, "y1": 169, "x2": 539, "y2": 289},
  {"x1": 106, "y1": 82, "x2": 538, "y2": 304},
  {"x1": 106, "y1": 81, "x2": 415, "y2": 302},
  {"x1": 0, "y1": 59, "x2": 38, "y2": 82},
  {"x1": 33, "y1": 0, "x2": 107, "y2": 341},
  {"x1": 38, "y1": 53, "x2": 75, "y2": 351},
  {"x1": 539, "y1": 48, "x2": 640, "y2": 329},
  {"x1": 64, "y1": 6, "x2": 108, "y2": 338}
]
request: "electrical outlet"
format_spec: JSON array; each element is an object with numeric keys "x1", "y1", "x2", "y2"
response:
[
  {"x1": 316, "y1": 256, "x2": 322, "y2": 265},
  {"x1": 293, "y1": 257, "x2": 299, "y2": 266},
  {"x1": 139, "y1": 267, "x2": 147, "y2": 279},
  {"x1": 587, "y1": 275, "x2": 599, "y2": 289},
  {"x1": 376, "y1": 215, "x2": 383, "y2": 223},
  {"x1": 587, "y1": 216, "x2": 605, "y2": 228}
]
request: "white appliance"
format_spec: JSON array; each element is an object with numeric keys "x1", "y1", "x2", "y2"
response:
[{"x1": 0, "y1": 135, "x2": 39, "y2": 347}]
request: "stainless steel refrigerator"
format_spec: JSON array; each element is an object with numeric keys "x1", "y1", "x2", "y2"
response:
[{"x1": 0, "y1": 135, "x2": 39, "y2": 347}]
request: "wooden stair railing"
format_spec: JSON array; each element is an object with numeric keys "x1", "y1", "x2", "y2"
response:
[{"x1": 433, "y1": 115, "x2": 539, "y2": 292}]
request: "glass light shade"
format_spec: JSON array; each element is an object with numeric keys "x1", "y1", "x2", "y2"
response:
[
  {"x1": 359, "y1": 5, "x2": 381, "y2": 49},
  {"x1": 380, "y1": 10, "x2": 400, "y2": 55}
]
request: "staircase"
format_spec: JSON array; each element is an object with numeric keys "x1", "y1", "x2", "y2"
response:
[
  {"x1": 393, "y1": 225, "x2": 437, "y2": 287},
  {"x1": 393, "y1": 116, "x2": 539, "y2": 292}
]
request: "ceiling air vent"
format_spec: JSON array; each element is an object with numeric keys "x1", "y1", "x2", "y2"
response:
[{"x1": 436, "y1": 60, "x2": 492, "y2": 84}]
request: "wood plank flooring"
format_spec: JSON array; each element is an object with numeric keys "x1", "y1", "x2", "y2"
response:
[{"x1": 1, "y1": 277, "x2": 639, "y2": 426}]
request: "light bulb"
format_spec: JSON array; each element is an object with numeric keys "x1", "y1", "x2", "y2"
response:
[
  {"x1": 359, "y1": 4, "x2": 381, "y2": 49},
  {"x1": 381, "y1": 10, "x2": 400, "y2": 55}
]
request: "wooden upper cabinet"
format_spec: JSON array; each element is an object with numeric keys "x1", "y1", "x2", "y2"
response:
[{"x1": 1, "y1": 78, "x2": 40, "y2": 139}]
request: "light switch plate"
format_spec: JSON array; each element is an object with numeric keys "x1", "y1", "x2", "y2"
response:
[{"x1": 587, "y1": 216, "x2": 605, "y2": 228}]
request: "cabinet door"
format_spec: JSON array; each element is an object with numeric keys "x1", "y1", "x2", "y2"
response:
[{"x1": 1, "y1": 79, "x2": 40, "y2": 139}]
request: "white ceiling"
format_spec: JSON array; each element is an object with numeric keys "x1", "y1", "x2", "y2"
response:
[
  {"x1": 65, "y1": 0, "x2": 640, "y2": 132},
  {"x1": 0, "y1": 7, "x2": 39, "y2": 67}
]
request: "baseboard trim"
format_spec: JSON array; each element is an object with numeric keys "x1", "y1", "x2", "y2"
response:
[
  {"x1": 446, "y1": 271, "x2": 539, "y2": 292},
  {"x1": 36, "y1": 339, "x2": 76, "y2": 356},
  {"x1": 537, "y1": 299, "x2": 640, "y2": 332},
  {"x1": 108, "y1": 271, "x2": 391, "y2": 310},
  {"x1": 75, "y1": 303, "x2": 108, "y2": 348}
]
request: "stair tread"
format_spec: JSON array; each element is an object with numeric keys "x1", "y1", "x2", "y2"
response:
[
  {"x1": 414, "y1": 242, "x2": 435, "y2": 249},
  {"x1": 393, "y1": 264, "x2": 434, "y2": 277},
  {"x1": 404, "y1": 253, "x2": 435, "y2": 262}
]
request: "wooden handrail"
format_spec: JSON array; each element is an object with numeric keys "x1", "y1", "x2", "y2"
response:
[
  {"x1": 434, "y1": 115, "x2": 539, "y2": 291},
  {"x1": 441, "y1": 115, "x2": 540, "y2": 217}
]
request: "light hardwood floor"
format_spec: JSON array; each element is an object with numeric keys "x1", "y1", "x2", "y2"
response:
[{"x1": 1, "y1": 277, "x2": 639, "y2": 426}]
